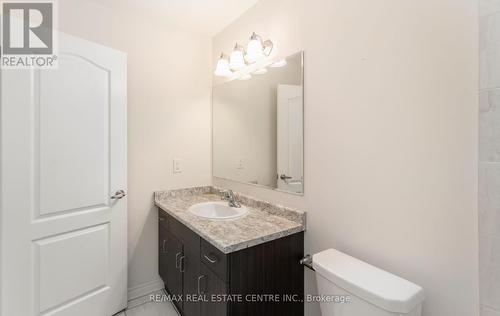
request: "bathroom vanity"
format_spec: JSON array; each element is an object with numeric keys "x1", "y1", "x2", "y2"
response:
[{"x1": 155, "y1": 187, "x2": 306, "y2": 316}]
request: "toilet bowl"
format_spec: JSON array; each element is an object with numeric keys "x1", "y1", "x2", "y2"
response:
[{"x1": 312, "y1": 249, "x2": 425, "y2": 316}]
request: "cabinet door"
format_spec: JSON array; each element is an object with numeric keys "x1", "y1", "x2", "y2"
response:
[
  {"x1": 200, "y1": 264, "x2": 227, "y2": 316},
  {"x1": 166, "y1": 232, "x2": 183, "y2": 311},
  {"x1": 158, "y1": 224, "x2": 169, "y2": 283},
  {"x1": 183, "y1": 247, "x2": 201, "y2": 316}
]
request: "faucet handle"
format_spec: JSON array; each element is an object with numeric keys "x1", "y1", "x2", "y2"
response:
[
  {"x1": 221, "y1": 190, "x2": 232, "y2": 200},
  {"x1": 221, "y1": 190, "x2": 241, "y2": 208}
]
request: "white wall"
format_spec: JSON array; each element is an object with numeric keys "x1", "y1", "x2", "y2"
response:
[
  {"x1": 213, "y1": 0, "x2": 479, "y2": 315},
  {"x1": 479, "y1": 1, "x2": 500, "y2": 315},
  {"x1": 58, "y1": 0, "x2": 212, "y2": 294}
]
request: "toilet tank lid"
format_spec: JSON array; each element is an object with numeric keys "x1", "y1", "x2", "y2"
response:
[{"x1": 312, "y1": 249, "x2": 424, "y2": 314}]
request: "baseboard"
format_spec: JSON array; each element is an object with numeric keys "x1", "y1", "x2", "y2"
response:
[{"x1": 127, "y1": 278, "x2": 164, "y2": 302}]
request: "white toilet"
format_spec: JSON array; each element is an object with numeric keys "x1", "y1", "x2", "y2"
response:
[{"x1": 312, "y1": 249, "x2": 425, "y2": 316}]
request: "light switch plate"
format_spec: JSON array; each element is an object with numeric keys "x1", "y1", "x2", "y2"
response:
[{"x1": 173, "y1": 159, "x2": 182, "y2": 173}]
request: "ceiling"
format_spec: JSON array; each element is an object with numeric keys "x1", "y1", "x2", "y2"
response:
[{"x1": 89, "y1": 0, "x2": 259, "y2": 36}]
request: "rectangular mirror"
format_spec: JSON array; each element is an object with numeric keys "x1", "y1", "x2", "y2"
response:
[{"x1": 213, "y1": 51, "x2": 304, "y2": 194}]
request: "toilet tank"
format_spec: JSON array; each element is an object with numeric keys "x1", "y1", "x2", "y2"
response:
[{"x1": 312, "y1": 249, "x2": 424, "y2": 316}]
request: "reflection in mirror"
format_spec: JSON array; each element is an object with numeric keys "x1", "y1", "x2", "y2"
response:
[{"x1": 213, "y1": 52, "x2": 304, "y2": 194}]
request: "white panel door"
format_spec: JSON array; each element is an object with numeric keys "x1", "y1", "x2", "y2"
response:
[
  {"x1": 0, "y1": 32, "x2": 127, "y2": 316},
  {"x1": 277, "y1": 84, "x2": 304, "y2": 194}
]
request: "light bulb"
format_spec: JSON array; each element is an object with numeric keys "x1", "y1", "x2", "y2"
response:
[
  {"x1": 246, "y1": 33, "x2": 264, "y2": 63},
  {"x1": 239, "y1": 74, "x2": 252, "y2": 80},
  {"x1": 253, "y1": 67, "x2": 267, "y2": 75},
  {"x1": 270, "y1": 59, "x2": 287, "y2": 68},
  {"x1": 214, "y1": 54, "x2": 232, "y2": 77},
  {"x1": 229, "y1": 44, "x2": 245, "y2": 71}
]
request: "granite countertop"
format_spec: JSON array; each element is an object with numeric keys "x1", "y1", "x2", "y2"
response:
[{"x1": 154, "y1": 186, "x2": 306, "y2": 254}]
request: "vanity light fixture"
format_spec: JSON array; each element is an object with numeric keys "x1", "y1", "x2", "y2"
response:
[
  {"x1": 214, "y1": 32, "x2": 278, "y2": 79},
  {"x1": 229, "y1": 43, "x2": 246, "y2": 71},
  {"x1": 214, "y1": 53, "x2": 233, "y2": 77},
  {"x1": 246, "y1": 33, "x2": 263, "y2": 62},
  {"x1": 253, "y1": 67, "x2": 268, "y2": 75},
  {"x1": 246, "y1": 32, "x2": 274, "y2": 63},
  {"x1": 262, "y1": 39, "x2": 274, "y2": 57},
  {"x1": 270, "y1": 59, "x2": 287, "y2": 68}
]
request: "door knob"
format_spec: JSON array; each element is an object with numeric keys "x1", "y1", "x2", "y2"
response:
[
  {"x1": 111, "y1": 190, "x2": 126, "y2": 199},
  {"x1": 280, "y1": 174, "x2": 292, "y2": 180}
]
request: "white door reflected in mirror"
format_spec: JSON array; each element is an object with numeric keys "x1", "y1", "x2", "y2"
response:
[{"x1": 277, "y1": 84, "x2": 304, "y2": 193}]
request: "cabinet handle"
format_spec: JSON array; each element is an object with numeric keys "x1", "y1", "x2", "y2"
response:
[
  {"x1": 204, "y1": 254, "x2": 217, "y2": 264},
  {"x1": 162, "y1": 240, "x2": 167, "y2": 253},
  {"x1": 175, "y1": 252, "x2": 182, "y2": 268},
  {"x1": 197, "y1": 275, "x2": 206, "y2": 295},
  {"x1": 179, "y1": 255, "x2": 185, "y2": 273}
]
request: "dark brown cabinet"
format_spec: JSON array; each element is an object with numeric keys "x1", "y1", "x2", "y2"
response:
[
  {"x1": 166, "y1": 232, "x2": 183, "y2": 311},
  {"x1": 158, "y1": 208, "x2": 304, "y2": 316},
  {"x1": 200, "y1": 263, "x2": 227, "y2": 316},
  {"x1": 183, "y1": 245, "x2": 201, "y2": 316},
  {"x1": 158, "y1": 224, "x2": 168, "y2": 282}
]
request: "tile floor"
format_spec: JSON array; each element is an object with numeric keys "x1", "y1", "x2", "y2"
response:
[{"x1": 114, "y1": 290, "x2": 179, "y2": 316}]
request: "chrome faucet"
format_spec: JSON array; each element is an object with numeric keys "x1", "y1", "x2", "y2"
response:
[{"x1": 221, "y1": 190, "x2": 241, "y2": 208}]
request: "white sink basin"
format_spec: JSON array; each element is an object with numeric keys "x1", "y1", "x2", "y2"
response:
[{"x1": 188, "y1": 201, "x2": 248, "y2": 220}]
